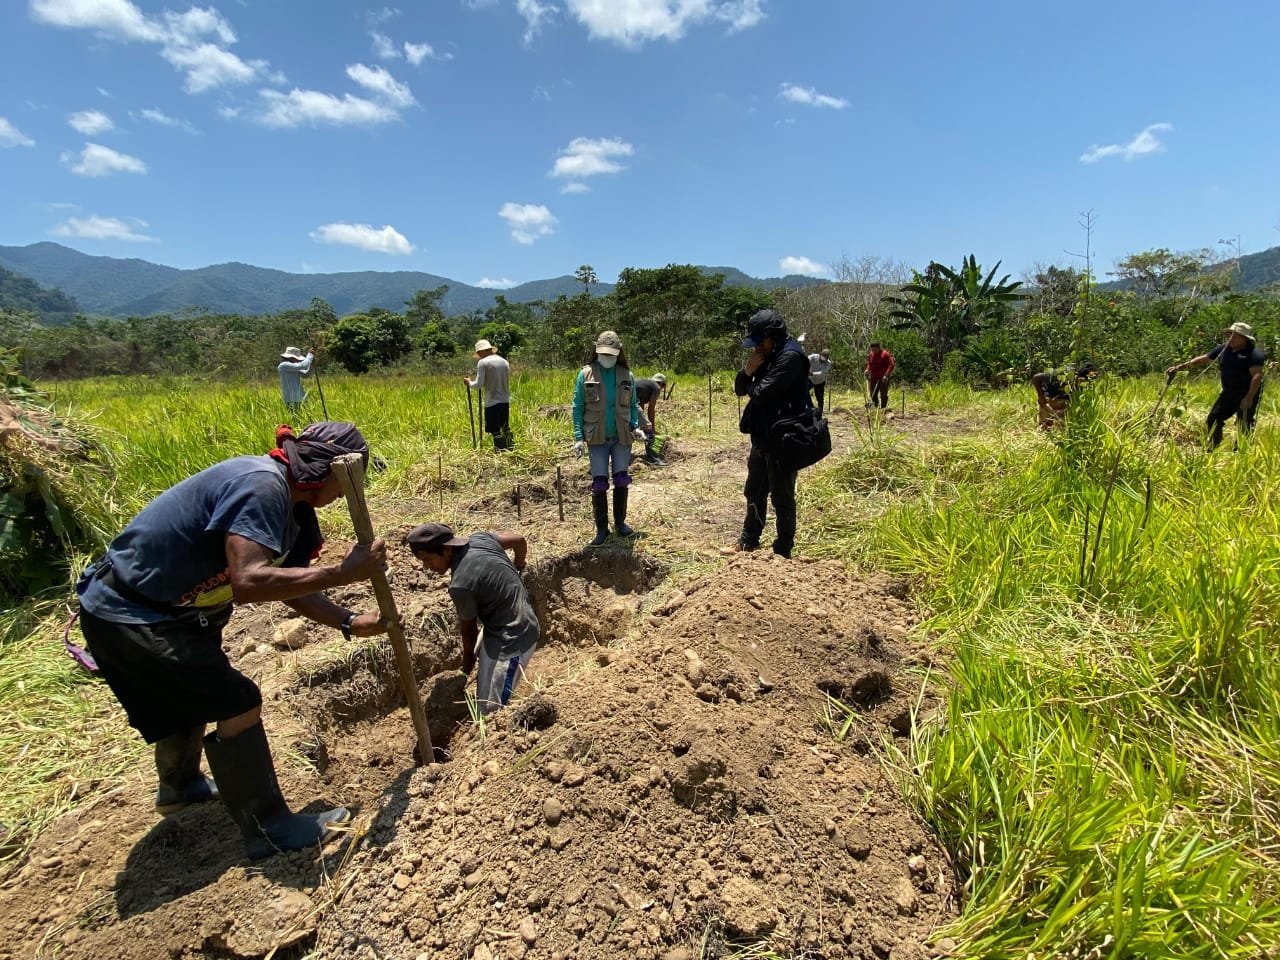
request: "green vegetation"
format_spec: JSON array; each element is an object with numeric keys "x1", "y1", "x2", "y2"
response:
[
  {"x1": 0, "y1": 265, "x2": 78, "y2": 325},
  {"x1": 805, "y1": 378, "x2": 1279, "y2": 957}
]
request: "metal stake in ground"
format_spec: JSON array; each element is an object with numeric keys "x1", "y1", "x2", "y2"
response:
[
  {"x1": 331, "y1": 453, "x2": 433, "y2": 765},
  {"x1": 465, "y1": 382, "x2": 477, "y2": 449}
]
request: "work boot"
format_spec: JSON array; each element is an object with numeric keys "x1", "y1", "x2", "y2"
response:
[
  {"x1": 154, "y1": 725, "x2": 218, "y2": 815},
  {"x1": 587, "y1": 491, "x2": 610, "y2": 547},
  {"x1": 203, "y1": 721, "x2": 349, "y2": 861},
  {"x1": 613, "y1": 487, "x2": 635, "y2": 537}
]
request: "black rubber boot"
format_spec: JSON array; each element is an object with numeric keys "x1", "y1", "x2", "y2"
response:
[
  {"x1": 614, "y1": 486, "x2": 635, "y2": 537},
  {"x1": 587, "y1": 490, "x2": 610, "y2": 547},
  {"x1": 154, "y1": 725, "x2": 218, "y2": 815},
  {"x1": 203, "y1": 721, "x2": 349, "y2": 861}
]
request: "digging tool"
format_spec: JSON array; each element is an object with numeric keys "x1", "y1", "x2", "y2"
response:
[
  {"x1": 331, "y1": 453, "x2": 433, "y2": 765},
  {"x1": 308, "y1": 339, "x2": 330, "y2": 420},
  {"x1": 465, "y1": 382, "x2": 477, "y2": 449},
  {"x1": 1145, "y1": 370, "x2": 1177, "y2": 431}
]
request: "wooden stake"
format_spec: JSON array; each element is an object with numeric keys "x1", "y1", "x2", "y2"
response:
[
  {"x1": 556, "y1": 465, "x2": 564, "y2": 522},
  {"x1": 901, "y1": 388, "x2": 905, "y2": 416},
  {"x1": 707, "y1": 374, "x2": 713, "y2": 431},
  {"x1": 515, "y1": 482, "x2": 522, "y2": 520},
  {"x1": 437, "y1": 451, "x2": 443, "y2": 513},
  {"x1": 331, "y1": 453, "x2": 433, "y2": 765}
]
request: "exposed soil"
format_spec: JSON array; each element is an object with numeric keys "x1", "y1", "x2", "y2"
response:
[{"x1": 0, "y1": 407, "x2": 972, "y2": 960}]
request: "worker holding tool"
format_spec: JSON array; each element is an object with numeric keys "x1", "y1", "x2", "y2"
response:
[
  {"x1": 1166, "y1": 322, "x2": 1266, "y2": 450},
  {"x1": 464, "y1": 339, "x2": 513, "y2": 451},
  {"x1": 277, "y1": 346, "x2": 313, "y2": 418},
  {"x1": 75, "y1": 422, "x2": 388, "y2": 861},
  {"x1": 572, "y1": 330, "x2": 648, "y2": 546},
  {"x1": 864, "y1": 343, "x2": 894, "y2": 410},
  {"x1": 406, "y1": 524, "x2": 539, "y2": 715},
  {"x1": 807, "y1": 349, "x2": 832, "y2": 415},
  {"x1": 633, "y1": 372, "x2": 667, "y2": 465},
  {"x1": 1031, "y1": 359, "x2": 1099, "y2": 429}
]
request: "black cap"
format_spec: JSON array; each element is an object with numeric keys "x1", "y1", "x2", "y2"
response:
[
  {"x1": 742, "y1": 309, "x2": 787, "y2": 348},
  {"x1": 405, "y1": 523, "x2": 468, "y2": 554}
]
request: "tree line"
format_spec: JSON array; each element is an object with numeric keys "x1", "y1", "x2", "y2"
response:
[{"x1": 3, "y1": 252, "x2": 1275, "y2": 384}]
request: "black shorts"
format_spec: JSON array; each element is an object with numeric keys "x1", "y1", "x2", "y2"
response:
[
  {"x1": 79, "y1": 607, "x2": 261, "y2": 743},
  {"x1": 483, "y1": 403, "x2": 510, "y2": 435}
]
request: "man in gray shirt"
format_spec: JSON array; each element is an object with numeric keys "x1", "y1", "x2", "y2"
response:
[
  {"x1": 464, "y1": 339, "x2": 513, "y2": 450},
  {"x1": 406, "y1": 523, "x2": 539, "y2": 714}
]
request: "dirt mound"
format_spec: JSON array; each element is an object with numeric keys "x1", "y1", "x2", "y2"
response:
[
  {"x1": 312, "y1": 553, "x2": 954, "y2": 959},
  {"x1": 0, "y1": 550, "x2": 952, "y2": 960}
]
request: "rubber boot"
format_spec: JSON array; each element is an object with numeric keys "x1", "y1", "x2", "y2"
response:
[
  {"x1": 587, "y1": 491, "x2": 610, "y2": 547},
  {"x1": 203, "y1": 721, "x2": 349, "y2": 861},
  {"x1": 613, "y1": 486, "x2": 635, "y2": 537},
  {"x1": 154, "y1": 725, "x2": 218, "y2": 815}
]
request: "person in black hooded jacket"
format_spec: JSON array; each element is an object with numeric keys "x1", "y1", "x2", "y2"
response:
[{"x1": 726, "y1": 309, "x2": 811, "y2": 558}]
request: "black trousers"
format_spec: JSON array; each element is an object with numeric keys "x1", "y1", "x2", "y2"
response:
[
  {"x1": 869, "y1": 377, "x2": 890, "y2": 409},
  {"x1": 740, "y1": 444, "x2": 797, "y2": 557},
  {"x1": 1206, "y1": 390, "x2": 1261, "y2": 449},
  {"x1": 484, "y1": 403, "x2": 513, "y2": 448},
  {"x1": 811, "y1": 382, "x2": 826, "y2": 414}
]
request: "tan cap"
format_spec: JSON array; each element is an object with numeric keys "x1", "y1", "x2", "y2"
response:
[
  {"x1": 474, "y1": 339, "x2": 495, "y2": 355},
  {"x1": 594, "y1": 330, "x2": 622, "y2": 356},
  {"x1": 1228, "y1": 322, "x2": 1256, "y2": 341}
]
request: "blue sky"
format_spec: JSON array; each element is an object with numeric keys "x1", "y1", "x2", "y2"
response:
[{"x1": 2, "y1": 0, "x2": 1278, "y2": 288}]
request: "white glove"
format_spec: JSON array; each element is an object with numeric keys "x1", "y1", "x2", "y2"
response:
[
  {"x1": 632, "y1": 428, "x2": 647, "y2": 442},
  {"x1": 573, "y1": 440, "x2": 586, "y2": 457}
]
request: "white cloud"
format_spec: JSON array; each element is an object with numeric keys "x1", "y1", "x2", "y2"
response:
[
  {"x1": 0, "y1": 116, "x2": 36, "y2": 148},
  {"x1": 779, "y1": 83, "x2": 848, "y2": 110},
  {"x1": 30, "y1": 0, "x2": 165, "y2": 42},
  {"x1": 31, "y1": 0, "x2": 276, "y2": 94},
  {"x1": 403, "y1": 41, "x2": 433, "y2": 64},
  {"x1": 97, "y1": 86, "x2": 112, "y2": 98},
  {"x1": 68, "y1": 109, "x2": 114, "y2": 135},
  {"x1": 717, "y1": 0, "x2": 764, "y2": 31},
  {"x1": 550, "y1": 136, "x2": 633, "y2": 179},
  {"x1": 50, "y1": 214, "x2": 155, "y2": 242},
  {"x1": 371, "y1": 30, "x2": 400, "y2": 59},
  {"x1": 253, "y1": 89, "x2": 400, "y2": 127},
  {"x1": 346, "y1": 63, "x2": 416, "y2": 108},
  {"x1": 560, "y1": 181, "x2": 590, "y2": 194},
  {"x1": 135, "y1": 107, "x2": 199, "y2": 133},
  {"x1": 517, "y1": 0, "x2": 557, "y2": 45},
  {"x1": 498, "y1": 202, "x2": 557, "y2": 245},
  {"x1": 62, "y1": 142, "x2": 147, "y2": 177},
  {"x1": 561, "y1": 0, "x2": 766, "y2": 45},
  {"x1": 1080, "y1": 123, "x2": 1172, "y2": 164},
  {"x1": 779, "y1": 255, "x2": 827, "y2": 277},
  {"x1": 475, "y1": 277, "x2": 516, "y2": 288},
  {"x1": 310, "y1": 222, "x2": 414, "y2": 255}
]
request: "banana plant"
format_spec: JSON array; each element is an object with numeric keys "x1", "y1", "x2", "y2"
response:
[{"x1": 883, "y1": 256, "x2": 1026, "y2": 368}]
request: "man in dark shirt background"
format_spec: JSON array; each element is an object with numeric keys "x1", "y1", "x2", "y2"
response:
[
  {"x1": 1167, "y1": 322, "x2": 1266, "y2": 449},
  {"x1": 633, "y1": 373, "x2": 667, "y2": 464}
]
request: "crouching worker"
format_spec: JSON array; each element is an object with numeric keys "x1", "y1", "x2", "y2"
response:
[
  {"x1": 75, "y1": 422, "x2": 389, "y2": 860},
  {"x1": 1031, "y1": 360, "x2": 1099, "y2": 429},
  {"x1": 406, "y1": 524, "x2": 540, "y2": 715},
  {"x1": 572, "y1": 330, "x2": 648, "y2": 546}
]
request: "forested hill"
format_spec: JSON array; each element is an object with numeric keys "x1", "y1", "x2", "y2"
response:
[
  {"x1": 0, "y1": 265, "x2": 80, "y2": 325},
  {"x1": 0, "y1": 242, "x2": 827, "y2": 322}
]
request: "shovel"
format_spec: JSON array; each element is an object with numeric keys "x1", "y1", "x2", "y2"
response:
[
  {"x1": 331, "y1": 453, "x2": 433, "y2": 765},
  {"x1": 308, "y1": 340, "x2": 331, "y2": 420},
  {"x1": 465, "y1": 382, "x2": 477, "y2": 449},
  {"x1": 1145, "y1": 370, "x2": 1177, "y2": 432}
]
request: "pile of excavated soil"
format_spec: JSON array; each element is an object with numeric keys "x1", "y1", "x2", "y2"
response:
[
  {"x1": 0, "y1": 548, "x2": 954, "y2": 960},
  {"x1": 313, "y1": 552, "x2": 954, "y2": 960}
]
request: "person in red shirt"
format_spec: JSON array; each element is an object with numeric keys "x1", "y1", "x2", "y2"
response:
[{"x1": 865, "y1": 342, "x2": 895, "y2": 409}]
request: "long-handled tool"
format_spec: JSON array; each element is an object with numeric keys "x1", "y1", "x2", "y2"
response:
[
  {"x1": 308, "y1": 339, "x2": 330, "y2": 420},
  {"x1": 1145, "y1": 370, "x2": 1177, "y2": 432},
  {"x1": 331, "y1": 453, "x2": 433, "y2": 765},
  {"x1": 465, "y1": 382, "x2": 477, "y2": 449}
]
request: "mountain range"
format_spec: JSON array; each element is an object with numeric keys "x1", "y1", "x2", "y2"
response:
[{"x1": 0, "y1": 242, "x2": 828, "y2": 322}]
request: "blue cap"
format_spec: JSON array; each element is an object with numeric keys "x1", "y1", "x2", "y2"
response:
[{"x1": 742, "y1": 309, "x2": 786, "y2": 348}]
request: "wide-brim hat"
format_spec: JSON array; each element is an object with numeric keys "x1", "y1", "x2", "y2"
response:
[
  {"x1": 281, "y1": 346, "x2": 305, "y2": 361},
  {"x1": 1228, "y1": 322, "x2": 1256, "y2": 342},
  {"x1": 474, "y1": 339, "x2": 495, "y2": 355},
  {"x1": 594, "y1": 330, "x2": 622, "y2": 356},
  {"x1": 652, "y1": 373, "x2": 667, "y2": 385}
]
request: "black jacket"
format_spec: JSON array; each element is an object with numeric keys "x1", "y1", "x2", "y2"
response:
[{"x1": 735, "y1": 338, "x2": 812, "y2": 443}]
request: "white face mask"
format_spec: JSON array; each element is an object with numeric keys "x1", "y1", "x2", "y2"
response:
[{"x1": 597, "y1": 354, "x2": 618, "y2": 369}]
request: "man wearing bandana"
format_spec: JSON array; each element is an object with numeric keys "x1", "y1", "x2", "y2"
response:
[{"x1": 76, "y1": 422, "x2": 389, "y2": 860}]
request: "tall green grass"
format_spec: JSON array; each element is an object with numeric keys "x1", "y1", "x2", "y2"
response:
[{"x1": 807, "y1": 376, "x2": 1280, "y2": 957}]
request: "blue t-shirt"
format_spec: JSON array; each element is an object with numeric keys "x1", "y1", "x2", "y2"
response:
[
  {"x1": 77, "y1": 456, "x2": 320, "y2": 624},
  {"x1": 1209, "y1": 343, "x2": 1266, "y2": 395}
]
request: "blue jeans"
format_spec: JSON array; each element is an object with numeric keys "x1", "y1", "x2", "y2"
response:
[{"x1": 588, "y1": 440, "x2": 631, "y2": 492}]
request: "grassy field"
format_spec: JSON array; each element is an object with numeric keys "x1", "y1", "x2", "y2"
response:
[{"x1": 3, "y1": 368, "x2": 1278, "y2": 957}]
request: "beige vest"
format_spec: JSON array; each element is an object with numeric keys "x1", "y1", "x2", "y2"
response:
[{"x1": 581, "y1": 364, "x2": 634, "y2": 447}]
